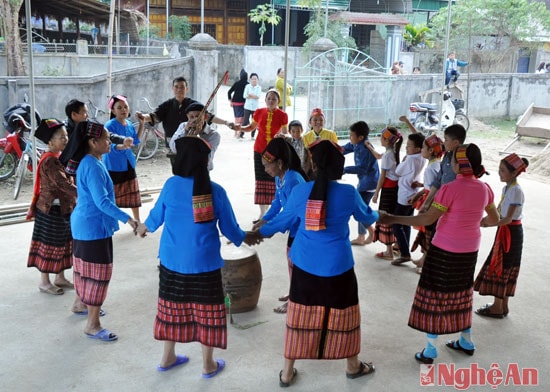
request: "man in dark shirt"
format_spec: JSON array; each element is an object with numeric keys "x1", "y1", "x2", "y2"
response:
[{"x1": 136, "y1": 76, "x2": 234, "y2": 146}]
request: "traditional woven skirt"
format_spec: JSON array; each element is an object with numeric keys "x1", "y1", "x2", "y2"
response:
[
  {"x1": 285, "y1": 265, "x2": 361, "y2": 360},
  {"x1": 232, "y1": 103, "x2": 245, "y2": 125},
  {"x1": 113, "y1": 178, "x2": 141, "y2": 208},
  {"x1": 109, "y1": 164, "x2": 141, "y2": 209},
  {"x1": 73, "y1": 238, "x2": 113, "y2": 306},
  {"x1": 27, "y1": 206, "x2": 72, "y2": 273},
  {"x1": 408, "y1": 245, "x2": 478, "y2": 335},
  {"x1": 374, "y1": 185, "x2": 398, "y2": 245},
  {"x1": 474, "y1": 224, "x2": 523, "y2": 298},
  {"x1": 411, "y1": 222, "x2": 436, "y2": 253},
  {"x1": 254, "y1": 151, "x2": 276, "y2": 205},
  {"x1": 154, "y1": 265, "x2": 227, "y2": 349}
]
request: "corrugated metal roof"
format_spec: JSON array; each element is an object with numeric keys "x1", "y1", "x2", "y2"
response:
[
  {"x1": 330, "y1": 12, "x2": 410, "y2": 26},
  {"x1": 273, "y1": 0, "x2": 351, "y2": 11}
]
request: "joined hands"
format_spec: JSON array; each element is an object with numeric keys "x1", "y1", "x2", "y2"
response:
[{"x1": 244, "y1": 231, "x2": 263, "y2": 246}]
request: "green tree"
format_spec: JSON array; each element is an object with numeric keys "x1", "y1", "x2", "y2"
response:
[
  {"x1": 248, "y1": 4, "x2": 282, "y2": 46},
  {"x1": 429, "y1": 0, "x2": 550, "y2": 72},
  {"x1": 403, "y1": 24, "x2": 433, "y2": 49},
  {"x1": 1, "y1": 0, "x2": 26, "y2": 76},
  {"x1": 139, "y1": 24, "x2": 161, "y2": 40},
  {"x1": 168, "y1": 15, "x2": 192, "y2": 41},
  {"x1": 300, "y1": 0, "x2": 357, "y2": 53}
]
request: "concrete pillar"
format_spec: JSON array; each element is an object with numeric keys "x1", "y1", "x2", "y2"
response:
[
  {"x1": 385, "y1": 25, "x2": 403, "y2": 71},
  {"x1": 186, "y1": 33, "x2": 219, "y2": 114},
  {"x1": 76, "y1": 39, "x2": 88, "y2": 55},
  {"x1": 308, "y1": 38, "x2": 337, "y2": 129},
  {"x1": 8, "y1": 79, "x2": 18, "y2": 106}
]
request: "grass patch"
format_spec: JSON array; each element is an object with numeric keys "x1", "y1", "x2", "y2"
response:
[
  {"x1": 479, "y1": 118, "x2": 516, "y2": 133},
  {"x1": 464, "y1": 118, "x2": 516, "y2": 141}
]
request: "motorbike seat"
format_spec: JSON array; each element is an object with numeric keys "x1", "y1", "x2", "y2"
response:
[{"x1": 413, "y1": 102, "x2": 438, "y2": 110}]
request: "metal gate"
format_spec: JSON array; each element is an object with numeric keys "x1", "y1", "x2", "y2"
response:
[{"x1": 291, "y1": 47, "x2": 394, "y2": 136}]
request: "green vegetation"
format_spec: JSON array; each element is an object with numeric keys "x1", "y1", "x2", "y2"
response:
[
  {"x1": 248, "y1": 3, "x2": 282, "y2": 46},
  {"x1": 41, "y1": 65, "x2": 64, "y2": 76},
  {"x1": 466, "y1": 118, "x2": 517, "y2": 140},
  {"x1": 403, "y1": 24, "x2": 433, "y2": 49},
  {"x1": 167, "y1": 15, "x2": 191, "y2": 41},
  {"x1": 138, "y1": 24, "x2": 161, "y2": 39},
  {"x1": 300, "y1": 0, "x2": 357, "y2": 53},
  {"x1": 428, "y1": 0, "x2": 550, "y2": 72}
]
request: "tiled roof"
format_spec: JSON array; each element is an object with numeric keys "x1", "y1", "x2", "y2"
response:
[{"x1": 330, "y1": 12, "x2": 410, "y2": 26}]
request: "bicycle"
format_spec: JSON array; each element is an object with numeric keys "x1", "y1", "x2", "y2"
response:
[
  {"x1": 12, "y1": 114, "x2": 45, "y2": 200},
  {"x1": 87, "y1": 98, "x2": 107, "y2": 122},
  {"x1": 1, "y1": 103, "x2": 41, "y2": 181},
  {"x1": 133, "y1": 97, "x2": 165, "y2": 161}
]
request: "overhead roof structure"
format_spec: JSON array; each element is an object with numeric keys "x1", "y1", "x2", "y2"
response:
[
  {"x1": 27, "y1": 0, "x2": 114, "y2": 24},
  {"x1": 330, "y1": 11, "x2": 410, "y2": 26},
  {"x1": 22, "y1": 0, "x2": 144, "y2": 41},
  {"x1": 273, "y1": 0, "x2": 351, "y2": 11}
]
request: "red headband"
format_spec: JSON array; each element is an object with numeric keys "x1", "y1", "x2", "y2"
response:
[
  {"x1": 425, "y1": 135, "x2": 444, "y2": 158},
  {"x1": 381, "y1": 128, "x2": 401, "y2": 145},
  {"x1": 455, "y1": 146, "x2": 473, "y2": 175},
  {"x1": 309, "y1": 108, "x2": 325, "y2": 120},
  {"x1": 503, "y1": 153, "x2": 527, "y2": 174}
]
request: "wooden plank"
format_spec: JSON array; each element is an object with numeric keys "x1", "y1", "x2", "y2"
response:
[{"x1": 516, "y1": 107, "x2": 550, "y2": 139}]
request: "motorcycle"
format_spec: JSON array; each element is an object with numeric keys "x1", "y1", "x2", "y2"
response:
[
  {"x1": 1, "y1": 104, "x2": 41, "y2": 181},
  {"x1": 408, "y1": 91, "x2": 470, "y2": 135}
]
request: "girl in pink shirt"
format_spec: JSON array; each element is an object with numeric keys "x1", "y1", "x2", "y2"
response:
[{"x1": 379, "y1": 143, "x2": 499, "y2": 364}]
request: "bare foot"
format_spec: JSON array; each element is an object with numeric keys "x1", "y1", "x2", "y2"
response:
[
  {"x1": 53, "y1": 278, "x2": 74, "y2": 289},
  {"x1": 412, "y1": 259, "x2": 424, "y2": 267},
  {"x1": 83, "y1": 326, "x2": 103, "y2": 336},
  {"x1": 72, "y1": 304, "x2": 87, "y2": 313},
  {"x1": 351, "y1": 236, "x2": 367, "y2": 246},
  {"x1": 39, "y1": 284, "x2": 64, "y2": 295}
]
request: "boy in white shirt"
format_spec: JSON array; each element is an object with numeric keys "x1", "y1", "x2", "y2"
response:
[{"x1": 392, "y1": 133, "x2": 426, "y2": 265}]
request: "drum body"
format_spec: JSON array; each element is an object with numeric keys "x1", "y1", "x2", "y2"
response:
[{"x1": 220, "y1": 243, "x2": 262, "y2": 313}]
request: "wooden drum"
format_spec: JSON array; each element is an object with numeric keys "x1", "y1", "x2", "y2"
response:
[{"x1": 220, "y1": 243, "x2": 262, "y2": 313}]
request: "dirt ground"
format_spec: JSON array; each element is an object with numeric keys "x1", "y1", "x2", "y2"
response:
[{"x1": 1, "y1": 106, "x2": 549, "y2": 209}]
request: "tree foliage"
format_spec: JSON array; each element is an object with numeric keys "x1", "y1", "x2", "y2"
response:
[
  {"x1": 138, "y1": 24, "x2": 161, "y2": 40},
  {"x1": 403, "y1": 24, "x2": 433, "y2": 49},
  {"x1": 248, "y1": 4, "x2": 282, "y2": 46},
  {"x1": 429, "y1": 0, "x2": 550, "y2": 49},
  {"x1": 300, "y1": 0, "x2": 357, "y2": 53},
  {"x1": 168, "y1": 15, "x2": 192, "y2": 41},
  {"x1": 428, "y1": 0, "x2": 550, "y2": 72}
]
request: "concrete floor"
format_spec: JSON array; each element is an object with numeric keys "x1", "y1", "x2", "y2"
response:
[{"x1": 1, "y1": 92, "x2": 549, "y2": 391}]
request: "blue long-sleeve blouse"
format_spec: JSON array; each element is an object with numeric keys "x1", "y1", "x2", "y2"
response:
[
  {"x1": 103, "y1": 118, "x2": 139, "y2": 171},
  {"x1": 262, "y1": 169, "x2": 305, "y2": 237},
  {"x1": 71, "y1": 154, "x2": 130, "y2": 240},
  {"x1": 260, "y1": 181, "x2": 379, "y2": 277},
  {"x1": 144, "y1": 176, "x2": 246, "y2": 274}
]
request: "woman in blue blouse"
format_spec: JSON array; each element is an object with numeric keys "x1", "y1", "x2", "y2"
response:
[
  {"x1": 247, "y1": 140, "x2": 379, "y2": 387},
  {"x1": 253, "y1": 137, "x2": 308, "y2": 314},
  {"x1": 137, "y1": 136, "x2": 250, "y2": 378},
  {"x1": 103, "y1": 95, "x2": 144, "y2": 221},
  {"x1": 67, "y1": 120, "x2": 138, "y2": 342}
]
